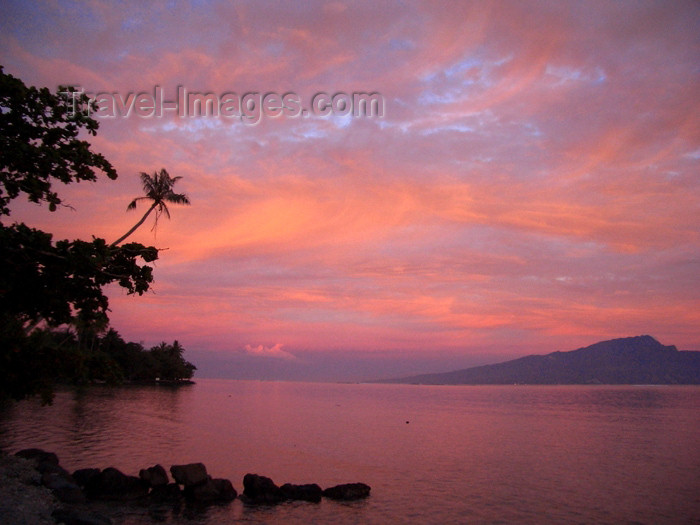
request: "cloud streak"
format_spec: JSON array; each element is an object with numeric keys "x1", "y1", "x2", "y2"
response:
[{"x1": 2, "y1": 0, "x2": 699, "y2": 379}]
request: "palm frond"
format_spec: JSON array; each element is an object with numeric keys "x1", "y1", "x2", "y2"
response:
[
  {"x1": 159, "y1": 202, "x2": 171, "y2": 220},
  {"x1": 166, "y1": 192, "x2": 190, "y2": 205},
  {"x1": 139, "y1": 171, "x2": 156, "y2": 193},
  {"x1": 126, "y1": 196, "x2": 149, "y2": 211}
]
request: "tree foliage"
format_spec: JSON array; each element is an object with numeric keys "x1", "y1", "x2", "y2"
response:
[
  {"x1": 0, "y1": 224, "x2": 158, "y2": 328},
  {"x1": 0, "y1": 66, "x2": 116, "y2": 215},
  {"x1": 0, "y1": 66, "x2": 193, "y2": 403},
  {"x1": 3, "y1": 328, "x2": 196, "y2": 402}
]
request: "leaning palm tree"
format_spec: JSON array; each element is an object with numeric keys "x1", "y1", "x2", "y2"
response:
[{"x1": 110, "y1": 168, "x2": 190, "y2": 246}]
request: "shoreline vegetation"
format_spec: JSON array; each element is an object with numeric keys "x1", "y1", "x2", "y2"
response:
[
  {"x1": 1, "y1": 68, "x2": 194, "y2": 405},
  {"x1": 0, "y1": 448, "x2": 371, "y2": 525},
  {"x1": 7, "y1": 328, "x2": 197, "y2": 405}
]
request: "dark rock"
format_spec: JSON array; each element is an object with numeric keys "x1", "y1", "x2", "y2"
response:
[
  {"x1": 280, "y1": 483, "x2": 323, "y2": 503},
  {"x1": 85, "y1": 467, "x2": 149, "y2": 500},
  {"x1": 242, "y1": 473, "x2": 284, "y2": 504},
  {"x1": 147, "y1": 505, "x2": 173, "y2": 523},
  {"x1": 41, "y1": 462, "x2": 74, "y2": 482},
  {"x1": 38, "y1": 462, "x2": 85, "y2": 503},
  {"x1": 73, "y1": 468, "x2": 102, "y2": 488},
  {"x1": 15, "y1": 448, "x2": 59, "y2": 467},
  {"x1": 52, "y1": 507, "x2": 113, "y2": 525},
  {"x1": 53, "y1": 484, "x2": 87, "y2": 504},
  {"x1": 323, "y1": 482, "x2": 371, "y2": 500},
  {"x1": 170, "y1": 463, "x2": 208, "y2": 487},
  {"x1": 42, "y1": 472, "x2": 86, "y2": 503},
  {"x1": 187, "y1": 477, "x2": 237, "y2": 503},
  {"x1": 212, "y1": 478, "x2": 238, "y2": 502},
  {"x1": 183, "y1": 476, "x2": 214, "y2": 501},
  {"x1": 38, "y1": 461, "x2": 72, "y2": 477},
  {"x1": 148, "y1": 482, "x2": 183, "y2": 504},
  {"x1": 139, "y1": 464, "x2": 169, "y2": 487}
]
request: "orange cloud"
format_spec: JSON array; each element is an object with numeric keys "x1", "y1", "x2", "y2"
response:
[{"x1": 3, "y1": 0, "x2": 699, "y2": 374}]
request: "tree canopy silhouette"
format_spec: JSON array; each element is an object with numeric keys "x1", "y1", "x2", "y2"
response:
[
  {"x1": 0, "y1": 66, "x2": 193, "y2": 402},
  {"x1": 0, "y1": 66, "x2": 116, "y2": 215}
]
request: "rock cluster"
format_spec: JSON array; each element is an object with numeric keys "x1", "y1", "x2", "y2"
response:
[
  {"x1": 322, "y1": 482, "x2": 372, "y2": 500},
  {"x1": 169, "y1": 463, "x2": 237, "y2": 503},
  {"x1": 9, "y1": 448, "x2": 371, "y2": 524},
  {"x1": 242, "y1": 473, "x2": 371, "y2": 503},
  {"x1": 15, "y1": 449, "x2": 238, "y2": 506}
]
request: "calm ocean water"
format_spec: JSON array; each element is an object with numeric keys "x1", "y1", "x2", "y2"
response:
[{"x1": 1, "y1": 380, "x2": 699, "y2": 524}]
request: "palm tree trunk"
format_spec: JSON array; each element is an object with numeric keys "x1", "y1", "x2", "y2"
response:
[{"x1": 110, "y1": 202, "x2": 158, "y2": 247}]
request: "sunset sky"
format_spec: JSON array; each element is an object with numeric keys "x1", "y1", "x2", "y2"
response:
[{"x1": 2, "y1": 1, "x2": 699, "y2": 381}]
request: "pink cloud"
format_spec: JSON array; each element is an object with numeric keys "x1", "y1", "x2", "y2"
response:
[
  {"x1": 243, "y1": 343, "x2": 296, "y2": 360},
  {"x1": 2, "y1": 1, "x2": 699, "y2": 377}
]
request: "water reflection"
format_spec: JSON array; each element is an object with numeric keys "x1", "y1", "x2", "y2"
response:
[
  {"x1": 0, "y1": 385, "x2": 192, "y2": 472},
  {"x1": 1, "y1": 382, "x2": 698, "y2": 525}
]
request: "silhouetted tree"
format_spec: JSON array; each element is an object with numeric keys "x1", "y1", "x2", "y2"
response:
[
  {"x1": 111, "y1": 168, "x2": 190, "y2": 246},
  {"x1": 4, "y1": 327, "x2": 196, "y2": 396},
  {"x1": 149, "y1": 340, "x2": 197, "y2": 381},
  {"x1": 0, "y1": 66, "x2": 116, "y2": 215},
  {"x1": 0, "y1": 67, "x2": 170, "y2": 402}
]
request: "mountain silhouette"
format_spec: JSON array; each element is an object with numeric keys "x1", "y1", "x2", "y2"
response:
[{"x1": 378, "y1": 336, "x2": 700, "y2": 385}]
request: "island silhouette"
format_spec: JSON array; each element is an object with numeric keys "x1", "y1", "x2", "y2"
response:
[{"x1": 376, "y1": 335, "x2": 700, "y2": 385}]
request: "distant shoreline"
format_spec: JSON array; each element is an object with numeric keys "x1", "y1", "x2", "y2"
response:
[{"x1": 374, "y1": 336, "x2": 700, "y2": 385}]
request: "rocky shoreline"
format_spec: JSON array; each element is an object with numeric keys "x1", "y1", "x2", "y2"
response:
[
  {"x1": 0, "y1": 448, "x2": 371, "y2": 525},
  {"x1": 0, "y1": 452, "x2": 58, "y2": 524}
]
